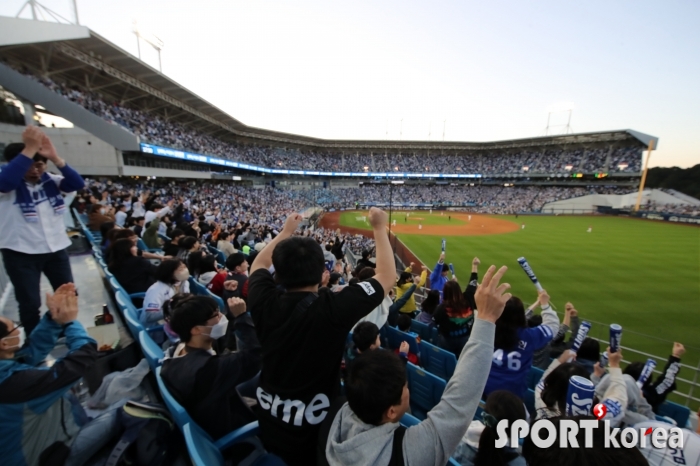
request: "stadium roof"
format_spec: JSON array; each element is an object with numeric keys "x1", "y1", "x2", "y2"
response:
[{"x1": 0, "y1": 16, "x2": 659, "y2": 152}]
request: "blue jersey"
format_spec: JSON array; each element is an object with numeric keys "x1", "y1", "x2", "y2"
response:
[{"x1": 484, "y1": 325, "x2": 554, "y2": 399}]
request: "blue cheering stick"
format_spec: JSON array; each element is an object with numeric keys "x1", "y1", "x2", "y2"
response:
[
  {"x1": 441, "y1": 238, "x2": 446, "y2": 252},
  {"x1": 449, "y1": 263, "x2": 455, "y2": 277}
]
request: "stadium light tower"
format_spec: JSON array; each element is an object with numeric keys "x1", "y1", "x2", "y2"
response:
[
  {"x1": 15, "y1": 0, "x2": 80, "y2": 24},
  {"x1": 543, "y1": 102, "x2": 575, "y2": 136},
  {"x1": 132, "y1": 20, "x2": 165, "y2": 72}
]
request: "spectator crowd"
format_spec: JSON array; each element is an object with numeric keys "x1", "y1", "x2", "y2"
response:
[
  {"x1": 8, "y1": 62, "x2": 644, "y2": 175},
  {"x1": 0, "y1": 112, "x2": 697, "y2": 464}
]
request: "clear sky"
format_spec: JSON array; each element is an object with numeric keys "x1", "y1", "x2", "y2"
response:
[{"x1": 3, "y1": 0, "x2": 700, "y2": 168}]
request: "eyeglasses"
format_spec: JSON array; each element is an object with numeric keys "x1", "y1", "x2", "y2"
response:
[{"x1": 1, "y1": 321, "x2": 22, "y2": 340}]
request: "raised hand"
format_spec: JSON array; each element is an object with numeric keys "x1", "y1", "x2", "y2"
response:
[
  {"x1": 22, "y1": 126, "x2": 44, "y2": 154},
  {"x1": 538, "y1": 289, "x2": 551, "y2": 308},
  {"x1": 607, "y1": 346, "x2": 623, "y2": 368},
  {"x1": 558, "y1": 349, "x2": 576, "y2": 364},
  {"x1": 399, "y1": 341, "x2": 410, "y2": 354},
  {"x1": 223, "y1": 280, "x2": 239, "y2": 291},
  {"x1": 593, "y1": 362, "x2": 606, "y2": 378},
  {"x1": 37, "y1": 133, "x2": 64, "y2": 167},
  {"x1": 673, "y1": 342, "x2": 685, "y2": 358},
  {"x1": 368, "y1": 207, "x2": 388, "y2": 230},
  {"x1": 282, "y1": 213, "x2": 303, "y2": 234},
  {"x1": 227, "y1": 297, "x2": 247, "y2": 318},
  {"x1": 47, "y1": 283, "x2": 78, "y2": 325},
  {"x1": 474, "y1": 265, "x2": 511, "y2": 323},
  {"x1": 472, "y1": 257, "x2": 480, "y2": 267}
]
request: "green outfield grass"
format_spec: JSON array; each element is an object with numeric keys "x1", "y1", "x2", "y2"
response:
[
  {"x1": 339, "y1": 211, "x2": 700, "y2": 408},
  {"x1": 340, "y1": 211, "x2": 466, "y2": 227}
]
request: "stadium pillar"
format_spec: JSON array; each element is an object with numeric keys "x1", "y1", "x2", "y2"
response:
[
  {"x1": 388, "y1": 182, "x2": 393, "y2": 250},
  {"x1": 634, "y1": 140, "x2": 655, "y2": 212}
]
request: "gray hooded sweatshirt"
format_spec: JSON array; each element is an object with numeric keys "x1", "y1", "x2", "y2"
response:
[{"x1": 325, "y1": 318, "x2": 495, "y2": 466}]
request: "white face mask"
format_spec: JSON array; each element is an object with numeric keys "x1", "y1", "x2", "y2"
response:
[
  {"x1": 202, "y1": 315, "x2": 228, "y2": 340},
  {"x1": 100, "y1": 208, "x2": 106, "y2": 215},
  {"x1": 1, "y1": 326, "x2": 25, "y2": 351},
  {"x1": 174, "y1": 269, "x2": 190, "y2": 282}
]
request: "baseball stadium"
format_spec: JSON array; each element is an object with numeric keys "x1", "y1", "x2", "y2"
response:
[{"x1": 0, "y1": 10, "x2": 698, "y2": 466}]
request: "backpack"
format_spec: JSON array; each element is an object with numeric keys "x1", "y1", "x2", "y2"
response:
[{"x1": 105, "y1": 401, "x2": 184, "y2": 466}]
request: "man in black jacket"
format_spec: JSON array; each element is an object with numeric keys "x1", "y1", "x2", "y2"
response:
[{"x1": 161, "y1": 294, "x2": 261, "y2": 441}]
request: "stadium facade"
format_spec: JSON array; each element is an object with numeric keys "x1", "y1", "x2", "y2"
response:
[{"x1": 1, "y1": 17, "x2": 655, "y2": 191}]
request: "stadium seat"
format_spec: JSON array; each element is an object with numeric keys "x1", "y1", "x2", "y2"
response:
[
  {"x1": 400, "y1": 412, "x2": 420, "y2": 427},
  {"x1": 655, "y1": 415, "x2": 677, "y2": 425},
  {"x1": 657, "y1": 401, "x2": 690, "y2": 428},
  {"x1": 109, "y1": 276, "x2": 125, "y2": 295},
  {"x1": 207, "y1": 245, "x2": 226, "y2": 266},
  {"x1": 409, "y1": 320, "x2": 433, "y2": 343},
  {"x1": 419, "y1": 340, "x2": 457, "y2": 381},
  {"x1": 156, "y1": 365, "x2": 192, "y2": 428},
  {"x1": 188, "y1": 277, "x2": 210, "y2": 296},
  {"x1": 115, "y1": 290, "x2": 143, "y2": 338},
  {"x1": 526, "y1": 366, "x2": 545, "y2": 390},
  {"x1": 183, "y1": 422, "x2": 276, "y2": 466},
  {"x1": 139, "y1": 330, "x2": 164, "y2": 371},
  {"x1": 430, "y1": 327, "x2": 439, "y2": 344},
  {"x1": 207, "y1": 290, "x2": 226, "y2": 314},
  {"x1": 524, "y1": 389, "x2": 536, "y2": 416},
  {"x1": 406, "y1": 363, "x2": 446, "y2": 420},
  {"x1": 385, "y1": 326, "x2": 420, "y2": 356}
]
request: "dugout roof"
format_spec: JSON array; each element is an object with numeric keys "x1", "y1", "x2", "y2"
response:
[{"x1": 0, "y1": 17, "x2": 659, "y2": 152}]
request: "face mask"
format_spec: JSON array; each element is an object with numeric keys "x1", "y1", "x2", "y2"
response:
[
  {"x1": 174, "y1": 269, "x2": 190, "y2": 282},
  {"x1": 100, "y1": 208, "x2": 106, "y2": 215},
  {"x1": 203, "y1": 315, "x2": 228, "y2": 339},
  {"x1": 1, "y1": 326, "x2": 25, "y2": 351}
]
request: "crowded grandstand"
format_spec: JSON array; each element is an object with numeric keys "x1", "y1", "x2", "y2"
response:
[{"x1": 1, "y1": 15, "x2": 698, "y2": 466}]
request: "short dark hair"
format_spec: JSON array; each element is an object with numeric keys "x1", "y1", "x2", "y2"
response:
[
  {"x1": 540, "y1": 362, "x2": 591, "y2": 414},
  {"x1": 346, "y1": 350, "x2": 406, "y2": 426},
  {"x1": 352, "y1": 322, "x2": 379, "y2": 352},
  {"x1": 218, "y1": 231, "x2": 229, "y2": 241},
  {"x1": 329, "y1": 272, "x2": 341, "y2": 286},
  {"x1": 167, "y1": 294, "x2": 219, "y2": 343},
  {"x1": 397, "y1": 314, "x2": 412, "y2": 332},
  {"x1": 155, "y1": 259, "x2": 184, "y2": 285},
  {"x1": 527, "y1": 315, "x2": 543, "y2": 327},
  {"x1": 187, "y1": 251, "x2": 205, "y2": 275},
  {"x1": 577, "y1": 337, "x2": 600, "y2": 362},
  {"x1": 357, "y1": 267, "x2": 375, "y2": 281},
  {"x1": 226, "y1": 252, "x2": 247, "y2": 271},
  {"x1": 179, "y1": 236, "x2": 197, "y2": 250},
  {"x1": 170, "y1": 229, "x2": 184, "y2": 240},
  {"x1": 113, "y1": 229, "x2": 136, "y2": 241},
  {"x1": 397, "y1": 271, "x2": 413, "y2": 286},
  {"x1": 272, "y1": 236, "x2": 324, "y2": 289},
  {"x1": 442, "y1": 263, "x2": 449, "y2": 272},
  {"x1": 3, "y1": 142, "x2": 47, "y2": 163},
  {"x1": 100, "y1": 221, "x2": 116, "y2": 246}
]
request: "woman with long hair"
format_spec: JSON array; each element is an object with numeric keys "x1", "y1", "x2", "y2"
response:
[
  {"x1": 535, "y1": 349, "x2": 591, "y2": 419},
  {"x1": 452, "y1": 390, "x2": 527, "y2": 466},
  {"x1": 141, "y1": 259, "x2": 191, "y2": 328},
  {"x1": 107, "y1": 238, "x2": 157, "y2": 295},
  {"x1": 483, "y1": 291, "x2": 560, "y2": 399},
  {"x1": 433, "y1": 281, "x2": 475, "y2": 356}
]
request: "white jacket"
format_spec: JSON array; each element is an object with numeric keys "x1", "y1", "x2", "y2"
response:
[{"x1": 141, "y1": 280, "x2": 190, "y2": 327}]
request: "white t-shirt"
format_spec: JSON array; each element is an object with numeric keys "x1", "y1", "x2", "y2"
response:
[
  {"x1": 635, "y1": 421, "x2": 700, "y2": 466},
  {"x1": 0, "y1": 174, "x2": 71, "y2": 254}
]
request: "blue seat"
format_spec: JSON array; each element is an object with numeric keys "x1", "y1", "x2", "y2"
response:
[
  {"x1": 400, "y1": 412, "x2": 420, "y2": 427},
  {"x1": 419, "y1": 340, "x2": 457, "y2": 381},
  {"x1": 207, "y1": 290, "x2": 226, "y2": 314},
  {"x1": 183, "y1": 422, "x2": 276, "y2": 466},
  {"x1": 189, "y1": 277, "x2": 210, "y2": 296},
  {"x1": 137, "y1": 237, "x2": 162, "y2": 253},
  {"x1": 385, "y1": 326, "x2": 420, "y2": 356},
  {"x1": 524, "y1": 388, "x2": 536, "y2": 416},
  {"x1": 109, "y1": 276, "x2": 124, "y2": 295},
  {"x1": 406, "y1": 363, "x2": 446, "y2": 420},
  {"x1": 527, "y1": 366, "x2": 545, "y2": 390},
  {"x1": 657, "y1": 401, "x2": 690, "y2": 428},
  {"x1": 207, "y1": 245, "x2": 226, "y2": 266},
  {"x1": 430, "y1": 327, "x2": 439, "y2": 344},
  {"x1": 116, "y1": 290, "x2": 143, "y2": 338},
  {"x1": 156, "y1": 365, "x2": 192, "y2": 428},
  {"x1": 410, "y1": 320, "x2": 433, "y2": 343},
  {"x1": 139, "y1": 330, "x2": 164, "y2": 371},
  {"x1": 655, "y1": 415, "x2": 677, "y2": 425}
]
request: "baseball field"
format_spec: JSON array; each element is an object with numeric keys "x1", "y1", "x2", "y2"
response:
[{"x1": 321, "y1": 210, "x2": 700, "y2": 408}]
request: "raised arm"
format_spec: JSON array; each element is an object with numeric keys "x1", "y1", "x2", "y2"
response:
[
  {"x1": 403, "y1": 265, "x2": 511, "y2": 465},
  {"x1": 645, "y1": 342, "x2": 684, "y2": 408},
  {"x1": 429, "y1": 252, "x2": 445, "y2": 284},
  {"x1": 38, "y1": 132, "x2": 84, "y2": 192},
  {"x1": 367, "y1": 208, "x2": 396, "y2": 296},
  {"x1": 0, "y1": 126, "x2": 42, "y2": 192},
  {"x1": 249, "y1": 213, "x2": 303, "y2": 274}
]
